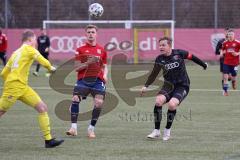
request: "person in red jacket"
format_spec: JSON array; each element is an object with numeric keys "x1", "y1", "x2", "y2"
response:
[{"x1": 0, "y1": 28, "x2": 8, "y2": 66}]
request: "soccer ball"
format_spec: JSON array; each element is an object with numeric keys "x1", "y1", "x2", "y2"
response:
[{"x1": 88, "y1": 3, "x2": 104, "y2": 18}]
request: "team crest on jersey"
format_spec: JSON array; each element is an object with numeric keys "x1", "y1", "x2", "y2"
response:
[
  {"x1": 97, "y1": 49, "x2": 102, "y2": 54},
  {"x1": 232, "y1": 43, "x2": 236, "y2": 47},
  {"x1": 173, "y1": 55, "x2": 180, "y2": 60}
]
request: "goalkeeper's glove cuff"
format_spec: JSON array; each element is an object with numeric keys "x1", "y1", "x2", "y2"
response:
[{"x1": 50, "y1": 66, "x2": 56, "y2": 72}]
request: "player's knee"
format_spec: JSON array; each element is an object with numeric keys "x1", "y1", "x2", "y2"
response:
[
  {"x1": 223, "y1": 74, "x2": 229, "y2": 81},
  {"x1": 94, "y1": 99, "x2": 104, "y2": 108},
  {"x1": 94, "y1": 96, "x2": 104, "y2": 108},
  {"x1": 168, "y1": 100, "x2": 179, "y2": 110},
  {"x1": 155, "y1": 95, "x2": 166, "y2": 106},
  {"x1": 72, "y1": 95, "x2": 80, "y2": 102},
  {"x1": 35, "y1": 101, "x2": 48, "y2": 113}
]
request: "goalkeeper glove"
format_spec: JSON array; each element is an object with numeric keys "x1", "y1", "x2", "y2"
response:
[{"x1": 49, "y1": 66, "x2": 56, "y2": 73}]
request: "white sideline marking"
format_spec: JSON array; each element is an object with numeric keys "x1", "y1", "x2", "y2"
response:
[{"x1": 0, "y1": 87, "x2": 239, "y2": 92}]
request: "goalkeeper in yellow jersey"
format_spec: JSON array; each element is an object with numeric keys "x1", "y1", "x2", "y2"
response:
[{"x1": 0, "y1": 30, "x2": 64, "y2": 148}]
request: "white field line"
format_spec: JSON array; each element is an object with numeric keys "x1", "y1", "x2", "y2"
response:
[{"x1": 0, "y1": 86, "x2": 239, "y2": 92}]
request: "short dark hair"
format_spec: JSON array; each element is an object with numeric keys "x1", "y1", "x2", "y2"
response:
[
  {"x1": 159, "y1": 37, "x2": 172, "y2": 46},
  {"x1": 22, "y1": 29, "x2": 35, "y2": 42},
  {"x1": 227, "y1": 28, "x2": 234, "y2": 33},
  {"x1": 224, "y1": 27, "x2": 229, "y2": 31},
  {"x1": 85, "y1": 24, "x2": 98, "y2": 31}
]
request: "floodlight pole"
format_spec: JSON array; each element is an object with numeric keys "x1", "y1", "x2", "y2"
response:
[{"x1": 5, "y1": 0, "x2": 8, "y2": 28}]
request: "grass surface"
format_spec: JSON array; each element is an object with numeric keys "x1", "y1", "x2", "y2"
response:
[{"x1": 0, "y1": 65, "x2": 240, "y2": 160}]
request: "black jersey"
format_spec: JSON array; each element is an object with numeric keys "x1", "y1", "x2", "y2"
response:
[
  {"x1": 145, "y1": 49, "x2": 207, "y2": 87},
  {"x1": 37, "y1": 35, "x2": 50, "y2": 54},
  {"x1": 215, "y1": 38, "x2": 226, "y2": 63},
  {"x1": 215, "y1": 38, "x2": 225, "y2": 55}
]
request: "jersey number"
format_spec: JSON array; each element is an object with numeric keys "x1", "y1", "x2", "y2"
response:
[{"x1": 11, "y1": 50, "x2": 22, "y2": 69}]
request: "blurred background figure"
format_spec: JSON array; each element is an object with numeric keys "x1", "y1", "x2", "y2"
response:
[
  {"x1": 215, "y1": 28, "x2": 232, "y2": 88},
  {"x1": 33, "y1": 28, "x2": 51, "y2": 77},
  {"x1": 0, "y1": 28, "x2": 8, "y2": 66}
]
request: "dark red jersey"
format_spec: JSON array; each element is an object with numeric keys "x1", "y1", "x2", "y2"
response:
[
  {"x1": 75, "y1": 43, "x2": 107, "y2": 82},
  {"x1": 222, "y1": 40, "x2": 240, "y2": 66},
  {"x1": 0, "y1": 33, "x2": 7, "y2": 52}
]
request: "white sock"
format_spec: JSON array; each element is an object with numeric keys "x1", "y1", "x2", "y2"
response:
[
  {"x1": 88, "y1": 125, "x2": 95, "y2": 131},
  {"x1": 71, "y1": 123, "x2": 77, "y2": 129}
]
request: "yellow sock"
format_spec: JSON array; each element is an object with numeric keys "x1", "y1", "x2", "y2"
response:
[{"x1": 38, "y1": 112, "x2": 52, "y2": 140}]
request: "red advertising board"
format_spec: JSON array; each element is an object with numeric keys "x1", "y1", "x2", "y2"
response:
[{"x1": 3, "y1": 28, "x2": 240, "y2": 62}]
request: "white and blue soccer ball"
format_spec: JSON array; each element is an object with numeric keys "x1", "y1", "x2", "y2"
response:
[{"x1": 88, "y1": 3, "x2": 104, "y2": 18}]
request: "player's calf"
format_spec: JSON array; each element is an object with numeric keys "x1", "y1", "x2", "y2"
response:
[
  {"x1": 232, "y1": 80, "x2": 237, "y2": 90},
  {"x1": 66, "y1": 95, "x2": 80, "y2": 136},
  {"x1": 87, "y1": 95, "x2": 104, "y2": 138}
]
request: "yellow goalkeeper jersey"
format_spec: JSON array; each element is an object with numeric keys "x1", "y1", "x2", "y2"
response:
[{"x1": 1, "y1": 44, "x2": 52, "y2": 85}]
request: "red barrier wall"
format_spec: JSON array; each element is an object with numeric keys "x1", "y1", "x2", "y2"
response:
[{"x1": 3, "y1": 28, "x2": 240, "y2": 62}]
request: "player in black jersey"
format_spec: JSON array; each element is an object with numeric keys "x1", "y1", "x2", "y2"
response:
[
  {"x1": 33, "y1": 28, "x2": 51, "y2": 77},
  {"x1": 140, "y1": 37, "x2": 207, "y2": 141}
]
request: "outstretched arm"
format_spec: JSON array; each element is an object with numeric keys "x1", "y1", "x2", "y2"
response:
[
  {"x1": 1, "y1": 66, "x2": 11, "y2": 81},
  {"x1": 0, "y1": 56, "x2": 13, "y2": 81},
  {"x1": 34, "y1": 51, "x2": 55, "y2": 72},
  {"x1": 103, "y1": 64, "x2": 108, "y2": 82},
  {"x1": 186, "y1": 53, "x2": 208, "y2": 70},
  {"x1": 141, "y1": 62, "x2": 161, "y2": 96},
  {"x1": 144, "y1": 63, "x2": 161, "y2": 87}
]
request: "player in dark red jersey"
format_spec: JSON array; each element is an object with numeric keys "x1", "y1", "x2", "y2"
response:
[
  {"x1": 221, "y1": 29, "x2": 240, "y2": 95},
  {"x1": 140, "y1": 37, "x2": 207, "y2": 141},
  {"x1": 0, "y1": 28, "x2": 8, "y2": 66},
  {"x1": 66, "y1": 25, "x2": 108, "y2": 138},
  {"x1": 215, "y1": 28, "x2": 232, "y2": 88}
]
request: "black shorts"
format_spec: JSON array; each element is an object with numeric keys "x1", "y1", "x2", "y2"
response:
[
  {"x1": 158, "y1": 84, "x2": 189, "y2": 103},
  {"x1": 40, "y1": 52, "x2": 49, "y2": 59},
  {"x1": 0, "y1": 52, "x2": 6, "y2": 59}
]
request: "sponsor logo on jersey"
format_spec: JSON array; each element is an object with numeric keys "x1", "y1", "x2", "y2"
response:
[
  {"x1": 165, "y1": 62, "x2": 180, "y2": 70},
  {"x1": 173, "y1": 55, "x2": 180, "y2": 60},
  {"x1": 97, "y1": 49, "x2": 102, "y2": 54},
  {"x1": 227, "y1": 48, "x2": 234, "y2": 53},
  {"x1": 40, "y1": 39, "x2": 46, "y2": 43}
]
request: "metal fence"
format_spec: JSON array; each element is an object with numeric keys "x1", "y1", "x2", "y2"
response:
[{"x1": 1, "y1": 0, "x2": 240, "y2": 28}]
